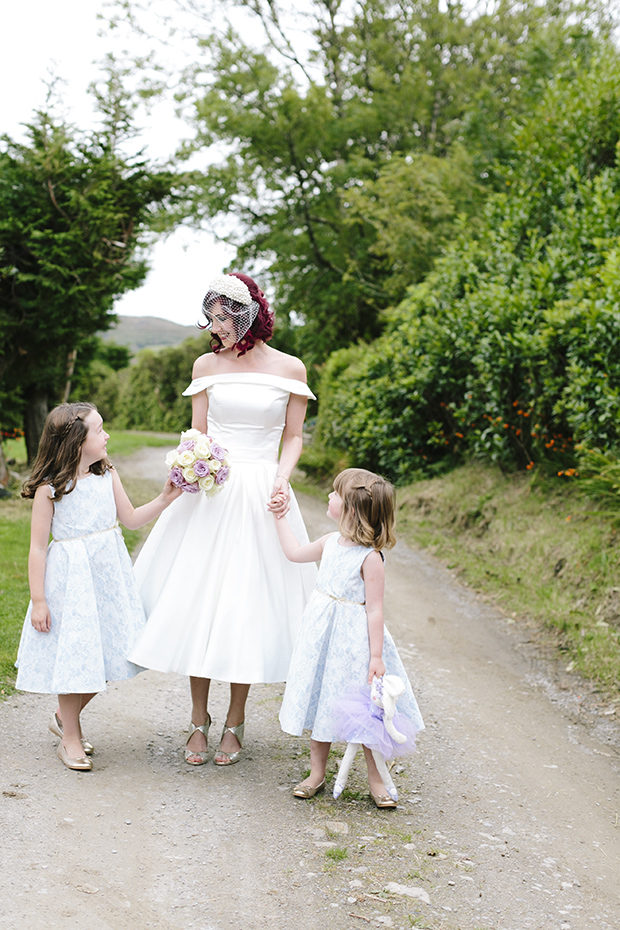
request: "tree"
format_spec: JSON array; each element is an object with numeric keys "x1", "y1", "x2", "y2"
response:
[
  {"x1": 0, "y1": 73, "x2": 177, "y2": 460},
  {"x1": 168, "y1": 0, "x2": 611, "y2": 364}
]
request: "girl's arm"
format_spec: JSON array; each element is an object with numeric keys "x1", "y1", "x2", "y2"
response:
[
  {"x1": 112, "y1": 469, "x2": 182, "y2": 530},
  {"x1": 362, "y1": 550, "x2": 386, "y2": 682},
  {"x1": 28, "y1": 485, "x2": 54, "y2": 632},
  {"x1": 274, "y1": 514, "x2": 328, "y2": 563},
  {"x1": 269, "y1": 391, "x2": 308, "y2": 518}
]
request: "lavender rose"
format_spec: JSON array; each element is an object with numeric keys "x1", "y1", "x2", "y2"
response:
[
  {"x1": 177, "y1": 440, "x2": 195, "y2": 452},
  {"x1": 210, "y1": 443, "x2": 227, "y2": 461},
  {"x1": 193, "y1": 459, "x2": 210, "y2": 477},
  {"x1": 169, "y1": 466, "x2": 184, "y2": 487},
  {"x1": 215, "y1": 466, "x2": 230, "y2": 485}
]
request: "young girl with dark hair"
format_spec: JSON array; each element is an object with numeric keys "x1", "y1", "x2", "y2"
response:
[
  {"x1": 16, "y1": 402, "x2": 181, "y2": 770},
  {"x1": 129, "y1": 273, "x2": 317, "y2": 767}
]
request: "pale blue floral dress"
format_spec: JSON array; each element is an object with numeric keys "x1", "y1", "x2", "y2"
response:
[
  {"x1": 15, "y1": 471, "x2": 145, "y2": 694},
  {"x1": 279, "y1": 533, "x2": 425, "y2": 742}
]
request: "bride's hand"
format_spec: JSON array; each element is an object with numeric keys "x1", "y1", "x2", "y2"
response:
[{"x1": 268, "y1": 476, "x2": 290, "y2": 517}]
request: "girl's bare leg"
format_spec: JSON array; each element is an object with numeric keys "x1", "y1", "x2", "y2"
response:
[
  {"x1": 363, "y1": 744, "x2": 389, "y2": 795},
  {"x1": 186, "y1": 676, "x2": 212, "y2": 763},
  {"x1": 295, "y1": 739, "x2": 331, "y2": 790},
  {"x1": 215, "y1": 682, "x2": 250, "y2": 762},
  {"x1": 55, "y1": 692, "x2": 96, "y2": 741},
  {"x1": 58, "y1": 693, "x2": 87, "y2": 759}
]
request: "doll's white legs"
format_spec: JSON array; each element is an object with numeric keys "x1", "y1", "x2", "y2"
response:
[
  {"x1": 215, "y1": 682, "x2": 250, "y2": 764},
  {"x1": 333, "y1": 742, "x2": 360, "y2": 798},
  {"x1": 58, "y1": 693, "x2": 94, "y2": 760},
  {"x1": 295, "y1": 739, "x2": 331, "y2": 792},
  {"x1": 186, "y1": 676, "x2": 212, "y2": 763},
  {"x1": 363, "y1": 744, "x2": 398, "y2": 801}
]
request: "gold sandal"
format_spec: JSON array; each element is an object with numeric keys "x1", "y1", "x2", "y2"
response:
[
  {"x1": 214, "y1": 721, "x2": 244, "y2": 766},
  {"x1": 184, "y1": 715, "x2": 211, "y2": 765},
  {"x1": 49, "y1": 711, "x2": 94, "y2": 755}
]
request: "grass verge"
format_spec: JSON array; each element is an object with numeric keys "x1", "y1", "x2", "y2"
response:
[{"x1": 395, "y1": 463, "x2": 620, "y2": 695}]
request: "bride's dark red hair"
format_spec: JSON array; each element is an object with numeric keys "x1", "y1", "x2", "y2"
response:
[{"x1": 207, "y1": 272, "x2": 275, "y2": 356}]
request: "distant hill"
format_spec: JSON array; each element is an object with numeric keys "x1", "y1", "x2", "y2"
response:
[{"x1": 100, "y1": 316, "x2": 201, "y2": 353}]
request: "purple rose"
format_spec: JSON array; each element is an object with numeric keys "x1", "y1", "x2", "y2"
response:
[
  {"x1": 182, "y1": 480, "x2": 201, "y2": 493},
  {"x1": 177, "y1": 440, "x2": 195, "y2": 452},
  {"x1": 211, "y1": 443, "x2": 226, "y2": 461},
  {"x1": 215, "y1": 466, "x2": 230, "y2": 485},
  {"x1": 169, "y1": 466, "x2": 184, "y2": 487},
  {"x1": 193, "y1": 459, "x2": 210, "y2": 477}
]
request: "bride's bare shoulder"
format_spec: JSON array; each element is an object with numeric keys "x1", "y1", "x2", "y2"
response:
[
  {"x1": 192, "y1": 352, "x2": 219, "y2": 377},
  {"x1": 268, "y1": 348, "x2": 307, "y2": 382}
]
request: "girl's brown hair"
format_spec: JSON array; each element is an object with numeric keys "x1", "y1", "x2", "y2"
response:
[
  {"x1": 333, "y1": 468, "x2": 397, "y2": 550},
  {"x1": 22, "y1": 402, "x2": 111, "y2": 501}
]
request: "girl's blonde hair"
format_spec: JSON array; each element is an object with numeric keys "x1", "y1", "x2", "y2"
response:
[
  {"x1": 333, "y1": 467, "x2": 396, "y2": 550},
  {"x1": 22, "y1": 402, "x2": 111, "y2": 501}
]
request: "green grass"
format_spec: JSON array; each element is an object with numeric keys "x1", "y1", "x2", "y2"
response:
[
  {"x1": 106, "y1": 429, "x2": 177, "y2": 457},
  {"x1": 0, "y1": 497, "x2": 32, "y2": 694},
  {"x1": 325, "y1": 847, "x2": 348, "y2": 862},
  {"x1": 396, "y1": 463, "x2": 620, "y2": 693}
]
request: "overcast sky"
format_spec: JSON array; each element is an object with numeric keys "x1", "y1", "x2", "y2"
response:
[{"x1": 1, "y1": 0, "x2": 236, "y2": 327}]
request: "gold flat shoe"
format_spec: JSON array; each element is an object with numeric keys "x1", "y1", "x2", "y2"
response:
[
  {"x1": 369, "y1": 789, "x2": 397, "y2": 809},
  {"x1": 214, "y1": 721, "x2": 244, "y2": 766},
  {"x1": 184, "y1": 715, "x2": 212, "y2": 765},
  {"x1": 57, "y1": 743, "x2": 92, "y2": 771},
  {"x1": 293, "y1": 778, "x2": 326, "y2": 799},
  {"x1": 49, "y1": 711, "x2": 94, "y2": 755}
]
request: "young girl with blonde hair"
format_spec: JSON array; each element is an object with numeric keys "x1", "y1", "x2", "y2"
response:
[{"x1": 275, "y1": 468, "x2": 424, "y2": 807}]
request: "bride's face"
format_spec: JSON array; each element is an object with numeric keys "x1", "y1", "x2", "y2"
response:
[{"x1": 210, "y1": 301, "x2": 236, "y2": 347}]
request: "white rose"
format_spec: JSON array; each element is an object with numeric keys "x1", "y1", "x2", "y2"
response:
[
  {"x1": 182, "y1": 466, "x2": 198, "y2": 483},
  {"x1": 178, "y1": 450, "x2": 194, "y2": 467},
  {"x1": 194, "y1": 440, "x2": 211, "y2": 458},
  {"x1": 181, "y1": 428, "x2": 202, "y2": 440},
  {"x1": 209, "y1": 458, "x2": 222, "y2": 472},
  {"x1": 165, "y1": 450, "x2": 178, "y2": 468},
  {"x1": 199, "y1": 474, "x2": 215, "y2": 491}
]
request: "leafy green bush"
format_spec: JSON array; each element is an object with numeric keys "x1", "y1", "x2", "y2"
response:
[
  {"x1": 114, "y1": 334, "x2": 210, "y2": 431},
  {"x1": 315, "y1": 52, "x2": 620, "y2": 482}
]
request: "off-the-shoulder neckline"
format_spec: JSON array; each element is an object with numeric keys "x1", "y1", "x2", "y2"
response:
[{"x1": 183, "y1": 372, "x2": 315, "y2": 398}]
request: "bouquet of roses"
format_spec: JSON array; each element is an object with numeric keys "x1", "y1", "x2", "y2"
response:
[{"x1": 165, "y1": 429, "x2": 231, "y2": 496}]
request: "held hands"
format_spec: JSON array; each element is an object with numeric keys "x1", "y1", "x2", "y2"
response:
[
  {"x1": 162, "y1": 476, "x2": 183, "y2": 505},
  {"x1": 31, "y1": 600, "x2": 51, "y2": 633},
  {"x1": 268, "y1": 475, "x2": 290, "y2": 518},
  {"x1": 368, "y1": 655, "x2": 386, "y2": 683}
]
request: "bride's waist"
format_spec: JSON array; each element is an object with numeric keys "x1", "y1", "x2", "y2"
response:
[{"x1": 228, "y1": 448, "x2": 279, "y2": 464}]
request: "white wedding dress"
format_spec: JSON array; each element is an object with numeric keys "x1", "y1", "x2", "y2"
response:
[{"x1": 129, "y1": 373, "x2": 317, "y2": 683}]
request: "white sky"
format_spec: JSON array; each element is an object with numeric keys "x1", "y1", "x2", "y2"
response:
[{"x1": 1, "y1": 0, "x2": 236, "y2": 327}]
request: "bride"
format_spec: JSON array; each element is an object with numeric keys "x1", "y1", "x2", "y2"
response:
[{"x1": 129, "y1": 272, "x2": 317, "y2": 765}]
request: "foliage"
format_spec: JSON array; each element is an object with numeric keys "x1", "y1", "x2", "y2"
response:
[
  {"x1": 0, "y1": 69, "x2": 178, "y2": 459},
  {"x1": 315, "y1": 50, "x2": 620, "y2": 480},
  {"x1": 170, "y1": 0, "x2": 609, "y2": 365},
  {"x1": 113, "y1": 334, "x2": 210, "y2": 431}
]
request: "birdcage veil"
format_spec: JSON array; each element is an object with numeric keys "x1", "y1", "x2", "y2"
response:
[{"x1": 201, "y1": 274, "x2": 260, "y2": 344}]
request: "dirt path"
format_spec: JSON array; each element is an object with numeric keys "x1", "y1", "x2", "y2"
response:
[{"x1": 2, "y1": 449, "x2": 619, "y2": 930}]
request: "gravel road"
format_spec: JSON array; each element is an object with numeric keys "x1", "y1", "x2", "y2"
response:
[{"x1": 1, "y1": 448, "x2": 619, "y2": 930}]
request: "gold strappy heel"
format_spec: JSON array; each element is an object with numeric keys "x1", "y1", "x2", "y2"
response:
[
  {"x1": 214, "y1": 721, "x2": 244, "y2": 766},
  {"x1": 184, "y1": 714, "x2": 211, "y2": 765}
]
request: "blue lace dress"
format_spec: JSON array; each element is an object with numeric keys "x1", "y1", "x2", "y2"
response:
[
  {"x1": 279, "y1": 533, "x2": 425, "y2": 742},
  {"x1": 15, "y1": 471, "x2": 146, "y2": 694}
]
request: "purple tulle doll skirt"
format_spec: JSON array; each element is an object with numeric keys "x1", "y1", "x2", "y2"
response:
[{"x1": 334, "y1": 685, "x2": 420, "y2": 760}]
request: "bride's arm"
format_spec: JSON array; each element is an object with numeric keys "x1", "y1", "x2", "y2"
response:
[{"x1": 190, "y1": 354, "x2": 210, "y2": 432}]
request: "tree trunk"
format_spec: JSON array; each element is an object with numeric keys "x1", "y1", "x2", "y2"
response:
[
  {"x1": 62, "y1": 348, "x2": 78, "y2": 403},
  {"x1": 24, "y1": 387, "x2": 49, "y2": 464},
  {"x1": 0, "y1": 444, "x2": 8, "y2": 488}
]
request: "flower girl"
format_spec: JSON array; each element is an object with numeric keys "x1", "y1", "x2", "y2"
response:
[
  {"x1": 15, "y1": 402, "x2": 181, "y2": 770},
  {"x1": 275, "y1": 468, "x2": 424, "y2": 807}
]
